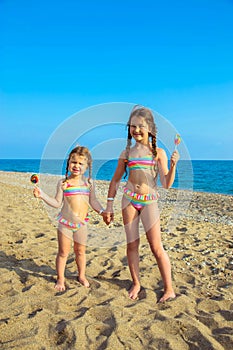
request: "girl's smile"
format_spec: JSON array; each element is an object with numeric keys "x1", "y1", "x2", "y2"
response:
[{"x1": 129, "y1": 116, "x2": 149, "y2": 143}]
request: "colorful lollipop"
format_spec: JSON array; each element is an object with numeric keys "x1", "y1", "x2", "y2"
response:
[
  {"x1": 174, "y1": 134, "x2": 181, "y2": 149},
  {"x1": 30, "y1": 173, "x2": 39, "y2": 184}
]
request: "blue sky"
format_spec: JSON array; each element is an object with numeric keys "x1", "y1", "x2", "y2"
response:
[{"x1": 1, "y1": 0, "x2": 232, "y2": 160}]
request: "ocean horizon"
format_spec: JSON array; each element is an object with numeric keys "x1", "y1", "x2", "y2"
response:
[{"x1": 0, "y1": 159, "x2": 232, "y2": 196}]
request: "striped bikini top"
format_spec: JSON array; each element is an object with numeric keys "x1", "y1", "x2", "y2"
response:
[
  {"x1": 63, "y1": 182, "x2": 90, "y2": 197},
  {"x1": 127, "y1": 155, "x2": 156, "y2": 170}
]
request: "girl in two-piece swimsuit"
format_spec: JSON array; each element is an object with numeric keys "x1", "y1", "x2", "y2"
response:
[
  {"x1": 123, "y1": 155, "x2": 159, "y2": 210},
  {"x1": 33, "y1": 146, "x2": 105, "y2": 291},
  {"x1": 57, "y1": 181, "x2": 91, "y2": 234},
  {"x1": 105, "y1": 106, "x2": 180, "y2": 302}
]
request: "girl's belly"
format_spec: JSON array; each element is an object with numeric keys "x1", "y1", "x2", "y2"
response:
[
  {"x1": 126, "y1": 181, "x2": 157, "y2": 195},
  {"x1": 61, "y1": 199, "x2": 89, "y2": 222},
  {"x1": 127, "y1": 171, "x2": 157, "y2": 194}
]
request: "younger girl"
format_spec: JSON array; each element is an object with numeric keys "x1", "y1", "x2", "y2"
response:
[
  {"x1": 105, "y1": 106, "x2": 179, "y2": 302},
  {"x1": 33, "y1": 146, "x2": 105, "y2": 291}
]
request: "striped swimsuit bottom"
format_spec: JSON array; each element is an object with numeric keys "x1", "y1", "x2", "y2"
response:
[
  {"x1": 57, "y1": 213, "x2": 90, "y2": 230},
  {"x1": 123, "y1": 187, "x2": 159, "y2": 211}
]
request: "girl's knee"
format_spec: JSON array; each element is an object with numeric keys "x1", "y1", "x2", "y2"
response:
[
  {"x1": 74, "y1": 250, "x2": 85, "y2": 258},
  {"x1": 151, "y1": 245, "x2": 165, "y2": 259},
  {"x1": 74, "y1": 244, "x2": 86, "y2": 256},
  {"x1": 57, "y1": 251, "x2": 69, "y2": 259},
  {"x1": 127, "y1": 239, "x2": 140, "y2": 251}
]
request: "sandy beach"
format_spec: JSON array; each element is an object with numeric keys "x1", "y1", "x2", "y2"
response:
[{"x1": 0, "y1": 171, "x2": 232, "y2": 350}]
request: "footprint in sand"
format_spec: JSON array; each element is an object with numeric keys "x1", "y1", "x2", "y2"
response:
[
  {"x1": 85, "y1": 307, "x2": 116, "y2": 346},
  {"x1": 51, "y1": 319, "x2": 76, "y2": 347}
]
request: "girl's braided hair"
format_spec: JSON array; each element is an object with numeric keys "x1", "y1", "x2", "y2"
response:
[
  {"x1": 124, "y1": 105, "x2": 158, "y2": 178},
  {"x1": 65, "y1": 146, "x2": 92, "y2": 184}
]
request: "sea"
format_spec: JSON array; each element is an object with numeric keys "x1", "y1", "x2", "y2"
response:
[{"x1": 0, "y1": 159, "x2": 232, "y2": 196}]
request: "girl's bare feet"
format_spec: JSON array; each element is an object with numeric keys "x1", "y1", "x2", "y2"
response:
[
  {"x1": 54, "y1": 279, "x2": 66, "y2": 291},
  {"x1": 128, "y1": 283, "x2": 141, "y2": 300},
  {"x1": 78, "y1": 276, "x2": 90, "y2": 288},
  {"x1": 158, "y1": 290, "x2": 176, "y2": 303}
]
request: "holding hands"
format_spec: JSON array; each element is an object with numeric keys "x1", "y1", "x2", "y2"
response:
[
  {"x1": 103, "y1": 210, "x2": 114, "y2": 225},
  {"x1": 102, "y1": 198, "x2": 114, "y2": 225}
]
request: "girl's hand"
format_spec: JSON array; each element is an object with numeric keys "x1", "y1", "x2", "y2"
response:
[
  {"x1": 170, "y1": 150, "x2": 180, "y2": 167},
  {"x1": 33, "y1": 186, "x2": 41, "y2": 198},
  {"x1": 103, "y1": 210, "x2": 114, "y2": 225},
  {"x1": 61, "y1": 181, "x2": 68, "y2": 191}
]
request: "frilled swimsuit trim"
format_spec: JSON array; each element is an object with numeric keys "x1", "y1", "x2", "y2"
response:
[
  {"x1": 57, "y1": 213, "x2": 90, "y2": 230},
  {"x1": 123, "y1": 187, "x2": 159, "y2": 210}
]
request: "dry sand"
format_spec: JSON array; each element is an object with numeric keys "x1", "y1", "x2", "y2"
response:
[{"x1": 0, "y1": 171, "x2": 232, "y2": 350}]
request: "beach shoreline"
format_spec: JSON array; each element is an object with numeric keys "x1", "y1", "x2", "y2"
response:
[{"x1": 0, "y1": 171, "x2": 232, "y2": 349}]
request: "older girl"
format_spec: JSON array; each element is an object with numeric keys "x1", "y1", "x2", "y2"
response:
[{"x1": 105, "y1": 106, "x2": 179, "y2": 302}]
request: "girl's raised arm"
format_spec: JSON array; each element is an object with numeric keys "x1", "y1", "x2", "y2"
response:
[{"x1": 157, "y1": 148, "x2": 179, "y2": 189}]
